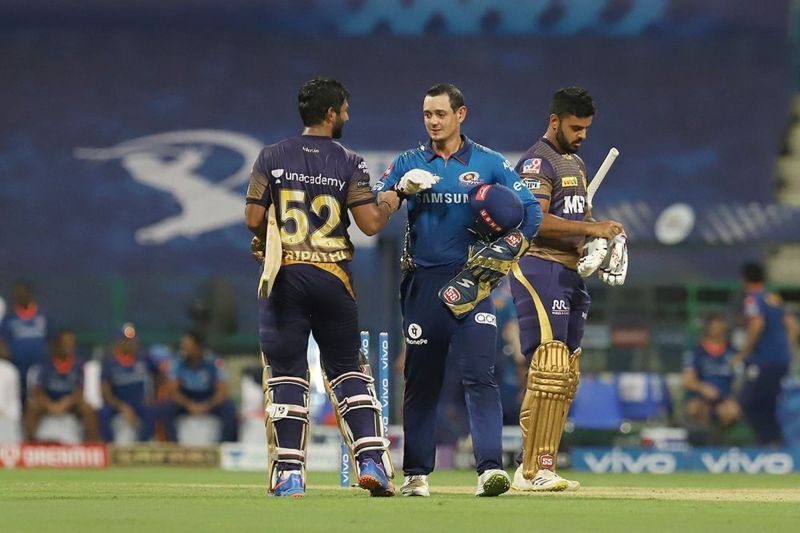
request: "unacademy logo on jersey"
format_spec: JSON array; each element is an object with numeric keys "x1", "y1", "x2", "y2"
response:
[{"x1": 419, "y1": 192, "x2": 469, "y2": 204}]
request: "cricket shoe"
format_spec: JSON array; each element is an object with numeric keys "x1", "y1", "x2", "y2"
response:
[
  {"x1": 271, "y1": 471, "x2": 305, "y2": 498},
  {"x1": 511, "y1": 465, "x2": 574, "y2": 492},
  {"x1": 475, "y1": 469, "x2": 511, "y2": 497},
  {"x1": 357, "y1": 459, "x2": 395, "y2": 497},
  {"x1": 400, "y1": 474, "x2": 430, "y2": 497}
]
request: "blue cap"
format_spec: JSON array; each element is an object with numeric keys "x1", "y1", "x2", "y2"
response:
[{"x1": 469, "y1": 184, "x2": 524, "y2": 241}]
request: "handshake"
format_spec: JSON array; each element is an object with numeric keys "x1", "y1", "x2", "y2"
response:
[{"x1": 577, "y1": 232, "x2": 628, "y2": 286}]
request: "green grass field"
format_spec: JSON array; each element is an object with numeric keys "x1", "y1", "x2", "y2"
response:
[{"x1": 2, "y1": 468, "x2": 800, "y2": 532}]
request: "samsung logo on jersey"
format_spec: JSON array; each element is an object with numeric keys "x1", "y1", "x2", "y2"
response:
[
  {"x1": 419, "y1": 192, "x2": 469, "y2": 204},
  {"x1": 284, "y1": 171, "x2": 346, "y2": 191}
]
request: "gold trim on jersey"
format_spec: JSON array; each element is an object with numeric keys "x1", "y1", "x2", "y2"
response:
[
  {"x1": 511, "y1": 262, "x2": 553, "y2": 342},
  {"x1": 281, "y1": 259, "x2": 355, "y2": 299}
]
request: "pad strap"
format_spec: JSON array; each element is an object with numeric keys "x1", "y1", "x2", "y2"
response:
[
  {"x1": 275, "y1": 447, "x2": 305, "y2": 464},
  {"x1": 266, "y1": 403, "x2": 309, "y2": 423}
]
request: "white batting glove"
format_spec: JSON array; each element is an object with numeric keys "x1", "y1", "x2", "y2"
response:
[
  {"x1": 397, "y1": 169, "x2": 440, "y2": 195},
  {"x1": 577, "y1": 237, "x2": 608, "y2": 277},
  {"x1": 598, "y1": 233, "x2": 628, "y2": 286}
]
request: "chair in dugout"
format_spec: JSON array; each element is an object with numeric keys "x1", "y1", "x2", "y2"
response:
[
  {"x1": 568, "y1": 376, "x2": 624, "y2": 430},
  {"x1": 176, "y1": 415, "x2": 222, "y2": 446},
  {"x1": 238, "y1": 368, "x2": 267, "y2": 446},
  {"x1": 26, "y1": 366, "x2": 83, "y2": 444},
  {"x1": 0, "y1": 359, "x2": 22, "y2": 443},
  {"x1": 615, "y1": 372, "x2": 672, "y2": 422}
]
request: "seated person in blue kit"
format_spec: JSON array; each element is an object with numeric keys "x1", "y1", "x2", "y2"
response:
[
  {"x1": 99, "y1": 323, "x2": 160, "y2": 442},
  {"x1": 162, "y1": 331, "x2": 238, "y2": 442},
  {"x1": 24, "y1": 329, "x2": 99, "y2": 441},
  {"x1": 682, "y1": 313, "x2": 741, "y2": 429}
]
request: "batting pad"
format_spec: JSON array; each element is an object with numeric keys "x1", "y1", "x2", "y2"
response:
[{"x1": 520, "y1": 341, "x2": 581, "y2": 478}]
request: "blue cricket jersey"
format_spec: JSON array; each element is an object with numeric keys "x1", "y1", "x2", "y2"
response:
[
  {"x1": 35, "y1": 355, "x2": 84, "y2": 401},
  {"x1": 375, "y1": 136, "x2": 542, "y2": 269},
  {"x1": 743, "y1": 290, "x2": 792, "y2": 366},
  {"x1": 101, "y1": 351, "x2": 157, "y2": 407},
  {"x1": 682, "y1": 341, "x2": 736, "y2": 397},
  {"x1": 169, "y1": 354, "x2": 225, "y2": 402}
]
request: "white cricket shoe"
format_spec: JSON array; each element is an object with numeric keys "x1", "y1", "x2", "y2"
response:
[
  {"x1": 400, "y1": 475, "x2": 430, "y2": 497},
  {"x1": 511, "y1": 465, "x2": 577, "y2": 492},
  {"x1": 475, "y1": 469, "x2": 511, "y2": 497}
]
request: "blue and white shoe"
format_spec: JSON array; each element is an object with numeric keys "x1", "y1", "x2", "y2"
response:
[
  {"x1": 272, "y1": 471, "x2": 305, "y2": 498},
  {"x1": 357, "y1": 459, "x2": 395, "y2": 497}
]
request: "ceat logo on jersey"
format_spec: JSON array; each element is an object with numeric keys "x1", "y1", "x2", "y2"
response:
[
  {"x1": 474, "y1": 313, "x2": 496, "y2": 326},
  {"x1": 442, "y1": 286, "x2": 461, "y2": 303},
  {"x1": 522, "y1": 158, "x2": 541, "y2": 174},
  {"x1": 459, "y1": 171, "x2": 481, "y2": 185},
  {"x1": 523, "y1": 178, "x2": 541, "y2": 190},
  {"x1": 504, "y1": 232, "x2": 522, "y2": 248},
  {"x1": 475, "y1": 184, "x2": 491, "y2": 201}
]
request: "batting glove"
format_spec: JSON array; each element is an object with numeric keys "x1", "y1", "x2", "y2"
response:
[
  {"x1": 598, "y1": 233, "x2": 628, "y2": 286},
  {"x1": 396, "y1": 169, "x2": 440, "y2": 195},
  {"x1": 577, "y1": 236, "x2": 608, "y2": 277}
]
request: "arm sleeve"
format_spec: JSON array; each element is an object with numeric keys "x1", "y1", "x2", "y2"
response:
[
  {"x1": 346, "y1": 156, "x2": 377, "y2": 209},
  {"x1": 682, "y1": 349, "x2": 698, "y2": 372},
  {"x1": 245, "y1": 149, "x2": 272, "y2": 208},
  {"x1": 372, "y1": 154, "x2": 407, "y2": 198},
  {"x1": 496, "y1": 157, "x2": 542, "y2": 241},
  {"x1": 515, "y1": 156, "x2": 556, "y2": 202},
  {"x1": 743, "y1": 296, "x2": 762, "y2": 318}
]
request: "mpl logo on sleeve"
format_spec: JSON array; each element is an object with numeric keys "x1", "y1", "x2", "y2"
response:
[{"x1": 522, "y1": 158, "x2": 541, "y2": 174}]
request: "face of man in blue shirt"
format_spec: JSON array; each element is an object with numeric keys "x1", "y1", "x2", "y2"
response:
[{"x1": 423, "y1": 93, "x2": 465, "y2": 148}]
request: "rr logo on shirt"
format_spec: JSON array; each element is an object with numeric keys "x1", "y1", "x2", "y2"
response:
[
  {"x1": 552, "y1": 299, "x2": 570, "y2": 316},
  {"x1": 564, "y1": 195, "x2": 585, "y2": 214}
]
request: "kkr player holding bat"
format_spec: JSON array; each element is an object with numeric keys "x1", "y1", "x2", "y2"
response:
[
  {"x1": 510, "y1": 87, "x2": 628, "y2": 492},
  {"x1": 245, "y1": 78, "x2": 400, "y2": 498}
]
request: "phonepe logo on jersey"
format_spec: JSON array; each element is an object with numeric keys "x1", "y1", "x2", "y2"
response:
[
  {"x1": 406, "y1": 323, "x2": 428, "y2": 345},
  {"x1": 280, "y1": 169, "x2": 346, "y2": 191},
  {"x1": 563, "y1": 195, "x2": 585, "y2": 214},
  {"x1": 419, "y1": 192, "x2": 469, "y2": 204}
]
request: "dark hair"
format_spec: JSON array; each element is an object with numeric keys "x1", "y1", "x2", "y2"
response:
[
  {"x1": 13, "y1": 280, "x2": 34, "y2": 292},
  {"x1": 298, "y1": 78, "x2": 350, "y2": 127},
  {"x1": 184, "y1": 329, "x2": 206, "y2": 347},
  {"x1": 742, "y1": 261, "x2": 765, "y2": 283},
  {"x1": 703, "y1": 312, "x2": 726, "y2": 327},
  {"x1": 426, "y1": 83, "x2": 465, "y2": 111},
  {"x1": 549, "y1": 87, "x2": 596, "y2": 119}
]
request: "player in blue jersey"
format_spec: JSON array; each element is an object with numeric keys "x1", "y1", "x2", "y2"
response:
[
  {"x1": 682, "y1": 313, "x2": 741, "y2": 432},
  {"x1": 0, "y1": 281, "x2": 52, "y2": 406},
  {"x1": 23, "y1": 330, "x2": 98, "y2": 441},
  {"x1": 245, "y1": 78, "x2": 400, "y2": 497},
  {"x1": 733, "y1": 262, "x2": 798, "y2": 445},
  {"x1": 375, "y1": 83, "x2": 542, "y2": 497},
  {"x1": 162, "y1": 330, "x2": 238, "y2": 443},
  {"x1": 99, "y1": 323, "x2": 159, "y2": 442}
]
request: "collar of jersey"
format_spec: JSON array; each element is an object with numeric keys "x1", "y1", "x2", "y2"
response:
[
  {"x1": 52, "y1": 354, "x2": 76, "y2": 374},
  {"x1": 14, "y1": 303, "x2": 38, "y2": 321},
  {"x1": 423, "y1": 135, "x2": 473, "y2": 164}
]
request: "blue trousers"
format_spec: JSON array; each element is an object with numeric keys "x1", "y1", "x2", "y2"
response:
[
  {"x1": 99, "y1": 403, "x2": 157, "y2": 442},
  {"x1": 401, "y1": 267, "x2": 503, "y2": 475}
]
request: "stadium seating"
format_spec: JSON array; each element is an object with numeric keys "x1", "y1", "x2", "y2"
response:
[{"x1": 176, "y1": 415, "x2": 221, "y2": 446}]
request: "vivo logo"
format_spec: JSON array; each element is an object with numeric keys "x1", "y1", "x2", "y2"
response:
[
  {"x1": 701, "y1": 449, "x2": 794, "y2": 474},
  {"x1": 583, "y1": 449, "x2": 677, "y2": 474}
]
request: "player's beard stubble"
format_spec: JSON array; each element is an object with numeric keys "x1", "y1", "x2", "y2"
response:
[
  {"x1": 332, "y1": 116, "x2": 345, "y2": 139},
  {"x1": 556, "y1": 124, "x2": 580, "y2": 154}
]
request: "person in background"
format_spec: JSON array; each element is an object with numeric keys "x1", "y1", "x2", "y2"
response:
[
  {"x1": 0, "y1": 281, "x2": 52, "y2": 406},
  {"x1": 99, "y1": 323, "x2": 160, "y2": 442},
  {"x1": 733, "y1": 262, "x2": 798, "y2": 446},
  {"x1": 162, "y1": 330, "x2": 238, "y2": 443},
  {"x1": 24, "y1": 329, "x2": 98, "y2": 441},
  {"x1": 682, "y1": 313, "x2": 741, "y2": 432}
]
